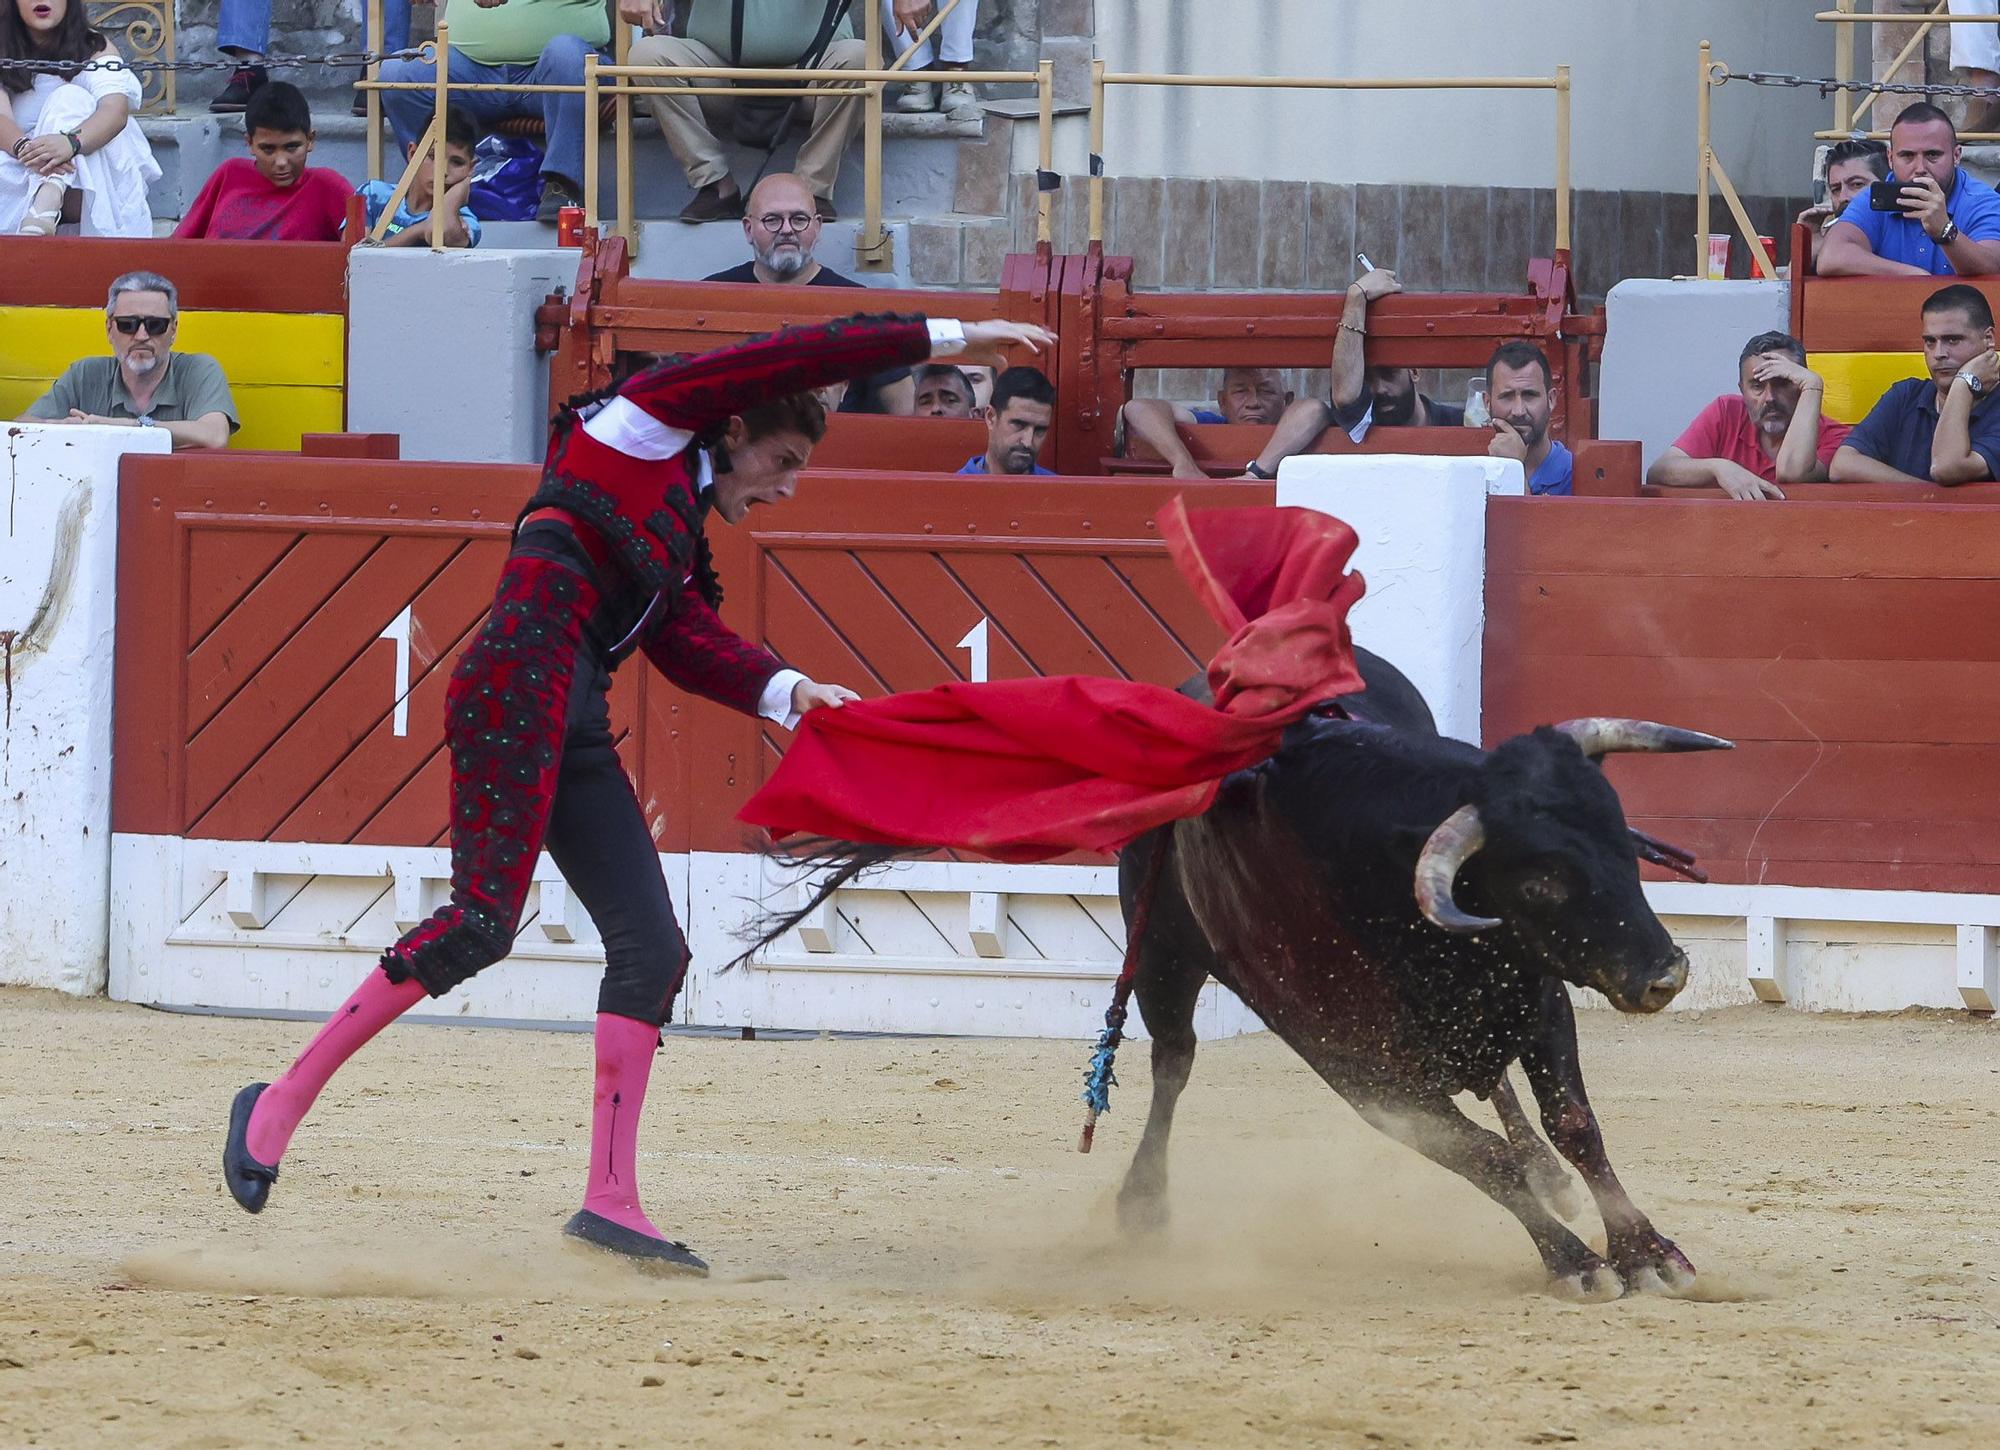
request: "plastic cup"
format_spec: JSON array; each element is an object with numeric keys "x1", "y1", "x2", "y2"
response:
[{"x1": 1706, "y1": 233, "x2": 1732, "y2": 280}]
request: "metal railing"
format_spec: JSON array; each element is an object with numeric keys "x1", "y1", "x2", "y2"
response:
[
  {"x1": 1694, "y1": 41, "x2": 1780, "y2": 281},
  {"x1": 88, "y1": 0, "x2": 173, "y2": 114},
  {"x1": 1818, "y1": 1, "x2": 2000, "y2": 140},
  {"x1": 1084, "y1": 61, "x2": 1573, "y2": 255}
]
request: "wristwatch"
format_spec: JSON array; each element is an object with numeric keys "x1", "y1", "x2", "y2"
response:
[
  {"x1": 138, "y1": 415, "x2": 157, "y2": 427},
  {"x1": 1243, "y1": 459, "x2": 1276, "y2": 479},
  {"x1": 1939, "y1": 218, "x2": 1961, "y2": 246},
  {"x1": 1958, "y1": 370, "x2": 1985, "y2": 396}
]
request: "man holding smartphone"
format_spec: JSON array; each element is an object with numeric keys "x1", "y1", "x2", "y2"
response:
[{"x1": 1819, "y1": 102, "x2": 2000, "y2": 276}]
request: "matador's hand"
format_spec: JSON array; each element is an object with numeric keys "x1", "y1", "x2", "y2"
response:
[
  {"x1": 957, "y1": 320, "x2": 1057, "y2": 368},
  {"x1": 793, "y1": 680, "x2": 860, "y2": 715}
]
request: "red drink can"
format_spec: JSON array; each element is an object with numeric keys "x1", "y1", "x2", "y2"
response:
[{"x1": 557, "y1": 205, "x2": 585, "y2": 247}]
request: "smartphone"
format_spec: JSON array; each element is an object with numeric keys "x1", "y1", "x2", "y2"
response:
[
  {"x1": 1869, "y1": 179, "x2": 1908, "y2": 212},
  {"x1": 1810, "y1": 143, "x2": 1829, "y2": 209},
  {"x1": 1354, "y1": 251, "x2": 1375, "y2": 274}
]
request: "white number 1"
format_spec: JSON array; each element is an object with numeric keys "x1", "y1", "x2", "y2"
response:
[
  {"x1": 955, "y1": 617, "x2": 990, "y2": 683},
  {"x1": 379, "y1": 604, "x2": 413, "y2": 737}
]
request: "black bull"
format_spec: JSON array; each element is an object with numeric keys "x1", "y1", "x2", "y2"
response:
[{"x1": 1115, "y1": 649, "x2": 1732, "y2": 1300}]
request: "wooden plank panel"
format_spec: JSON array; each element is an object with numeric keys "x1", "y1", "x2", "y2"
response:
[
  {"x1": 1486, "y1": 573, "x2": 2000, "y2": 663},
  {"x1": 185, "y1": 531, "x2": 379, "y2": 735},
  {"x1": 1600, "y1": 741, "x2": 2000, "y2": 826},
  {"x1": 351, "y1": 739, "x2": 454, "y2": 848},
  {"x1": 1628, "y1": 814, "x2": 2000, "y2": 871},
  {"x1": 1112, "y1": 553, "x2": 1230, "y2": 669},
  {"x1": 847, "y1": 549, "x2": 1035, "y2": 681},
  {"x1": 1485, "y1": 655, "x2": 2000, "y2": 747},
  {"x1": 1022, "y1": 552, "x2": 1205, "y2": 686},
  {"x1": 1488, "y1": 496, "x2": 2000, "y2": 580},
  {"x1": 947, "y1": 552, "x2": 1124, "y2": 681},
  {"x1": 764, "y1": 547, "x2": 957, "y2": 693},
  {"x1": 761, "y1": 562, "x2": 898, "y2": 696},
  {"x1": 0, "y1": 235, "x2": 350, "y2": 311},
  {"x1": 183, "y1": 536, "x2": 458, "y2": 825},
  {"x1": 186, "y1": 528, "x2": 300, "y2": 647},
  {"x1": 1799, "y1": 274, "x2": 2000, "y2": 353}
]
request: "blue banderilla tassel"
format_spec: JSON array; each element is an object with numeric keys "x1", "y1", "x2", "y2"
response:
[{"x1": 1076, "y1": 999, "x2": 1129, "y2": 1153}]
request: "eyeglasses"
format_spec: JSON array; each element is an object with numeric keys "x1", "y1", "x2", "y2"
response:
[
  {"x1": 755, "y1": 211, "x2": 816, "y2": 235},
  {"x1": 112, "y1": 315, "x2": 173, "y2": 337}
]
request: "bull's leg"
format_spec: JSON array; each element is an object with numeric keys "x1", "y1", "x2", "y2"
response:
[
  {"x1": 1354, "y1": 1092, "x2": 1625, "y2": 1301},
  {"x1": 1519, "y1": 984, "x2": 1696, "y2": 1296},
  {"x1": 1487, "y1": 1070, "x2": 1585, "y2": 1222}
]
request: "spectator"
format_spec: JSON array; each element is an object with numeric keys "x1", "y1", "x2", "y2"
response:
[
  {"x1": 705, "y1": 172, "x2": 914, "y2": 413},
  {"x1": 1796, "y1": 139, "x2": 1889, "y2": 272},
  {"x1": 884, "y1": 0, "x2": 977, "y2": 114},
  {"x1": 0, "y1": 0, "x2": 158, "y2": 236},
  {"x1": 958, "y1": 366, "x2": 1055, "y2": 476},
  {"x1": 174, "y1": 82, "x2": 351, "y2": 240},
  {"x1": 1819, "y1": 102, "x2": 2000, "y2": 277},
  {"x1": 1831, "y1": 283, "x2": 2000, "y2": 485},
  {"x1": 1950, "y1": 0, "x2": 2000, "y2": 137},
  {"x1": 1646, "y1": 332, "x2": 1850, "y2": 501},
  {"x1": 208, "y1": 0, "x2": 421, "y2": 115},
  {"x1": 913, "y1": 363, "x2": 976, "y2": 417},
  {"x1": 380, "y1": 0, "x2": 604, "y2": 223},
  {"x1": 1243, "y1": 267, "x2": 1464, "y2": 479},
  {"x1": 958, "y1": 362, "x2": 995, "y2": 410},
  {"x1": 632, "y1": 0, "x2": 872, "y2": 223},
  {"x1": 1120, "y1": 367, "x2": 1292, "y2": 480},
  {"x1": 16, "y1": 271, "x2": 237, "y2": 451},
  {"x1": 358, "y1": 106, "x2": 483, "y2": 247},
  {"x1": 1485, "y1": 340, "x2": 1571, "y2": 495}
]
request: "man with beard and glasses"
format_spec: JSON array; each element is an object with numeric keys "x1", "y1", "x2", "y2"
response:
[
  {"x1": 1240, "y1": 266, "x2": 1462, "y2": 479},
  {"x1": 18, "y1": 270, "x2": 236, "y2": 451},
  {"x1": 1646, "y1": 332, "x2": 1849, "y2": 501},
  {"x1": 705, "y1": 172, "x2": 915, "y2": 415},
  {"x1": 1832, "y1": 282, "x2": 2000, "y2": 484},
  {"x1": 1484, "y1": 340, "x2": 1571, "y2": 495},
  {"x1": 1118, "y1": 367, "x2": 1292, "y2": 479}
]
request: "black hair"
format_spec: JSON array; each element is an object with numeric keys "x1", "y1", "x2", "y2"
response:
[
  {"x1": 914, "y1": 363, "x2": 974, "y2": 395},
  {"x1": 0, "y1": 0, "x2": 107, "y2": 96},
  {"x1": 990, "y1": 365, "x2": 1056, "y2": 414},
  {"x1": 1484, "y1": 340, "x2": 1552, "y2": 389},
  {"x1": 1739, "y1": 331, "x2": 1806, "y2": 368},
  {"x1": 1892, "y1": 101, "x2": 1956, "y2": 138},
  {"x1": 244, "y1": 79, "x2": 314, "y2": 138},
  {"x1": 1826, "y1": 138, "x2": 1889, "y2": 181},
  {"x1": 443, "y1": 104, "x2": 482, "y2": 154},
  {"x1": 1923, "y1": 282, "x2": 1994, "y2": 331}
]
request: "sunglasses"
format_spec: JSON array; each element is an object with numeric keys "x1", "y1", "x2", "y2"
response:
[{"x1": 112, "y1": 315, "x2": 173, "y2": 337}]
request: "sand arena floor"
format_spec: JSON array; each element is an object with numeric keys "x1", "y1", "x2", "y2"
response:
[{"x1": 1, "y1": 987, "x2": 1997, "y2": 1448}]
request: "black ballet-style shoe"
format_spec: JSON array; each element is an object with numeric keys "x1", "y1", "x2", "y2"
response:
[
  {"x1": 223, "y1": 1082, "x2": 280, "y2": 1214},
  {"x1": 562, "y1": 1210, "x2": 710, "y2": 1276}
]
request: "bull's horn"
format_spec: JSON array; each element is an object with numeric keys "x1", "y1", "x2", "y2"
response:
[
  {"x1": 1552, "y1": 718, "x2": 1735, "y2": 761},
  {"x1": 1413, "y1": 805, "x2": 1501, "y2": 934}
]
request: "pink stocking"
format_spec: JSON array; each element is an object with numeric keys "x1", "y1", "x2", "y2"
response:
[
  {"x1": 580, "y1": 1012, "x2": 664, "y2": 1238},
  {"x1": 245, "y1": 967, "x2": 427, "y2": 1164}
]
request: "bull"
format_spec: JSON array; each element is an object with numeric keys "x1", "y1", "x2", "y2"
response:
[{"x1": 1114, "y1": 649, "x2": 1729, "y2": 1300}]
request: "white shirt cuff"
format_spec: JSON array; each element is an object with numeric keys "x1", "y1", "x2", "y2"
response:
[
  {"x1": 926, "y1": 318, "x2": 968, "y2": 357},
  {"x1": 759, "y1": 668, "x2": 809, "y2": 729}
]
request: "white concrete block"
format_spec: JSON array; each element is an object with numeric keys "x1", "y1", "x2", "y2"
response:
[
  {"x1": 1601, "y1": 278, "x2": 1791, "y2": 472},
  {"x1": 1, "y1": 422, "x2": 169, "y2": 995},
  {"x1": 1277, "y1": 453, "x2": 1521, "y2": 744}
]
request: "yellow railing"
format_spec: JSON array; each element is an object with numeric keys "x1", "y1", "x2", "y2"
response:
[
  {"x1": 1818, "y1": 2, "x2": 2000, "y2": 140},
  {"x1": 1084, "y1": 62, "x2": 1572, "y2": 254},
  {"x1": 1694, "y1": 41, "x2": 1780, "y2": 281}
]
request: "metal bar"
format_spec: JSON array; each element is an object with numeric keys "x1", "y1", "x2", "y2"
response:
[
  {"x1": 1814, "y1": 7, "x2": 1999, "y2": 17},
  {"x1": 431, "y1": 23, "x2": 449, "y2": 251},
  {"x1": 1101, "y1": 72, "x2": 1558, "y2": 90},
  {"x1": 1089, "y1": 58, "x2": 1106, "y2": 245},
  {"x1": 1833, "y1": 0, "x2": 1855, "y2": 134},
  {"x1": 1553, "y1": 63, "x2": 1570, "y2": 254},
  {"x1": 1816, "y1": 128, "x2": 2000, "y2": 140},
  {"x1": 861, "y1": 0, "x2": 886, "y2": 269},
  {"x1": 1698, "y1": 41, "x2": 1713, "y2": 277},
  {"x1": 1858, "y1": 1, "x2": 1946, "y2": 129},
  {"x1": 886, "y1": 0, "x2": 963, "y2": 73},
  {"x1": 1037, "y1": 59, "x2": 1054, "y2": 247},
  {"x1": 369, "y1": 115, "x2": 437, "y2": 245},
  {"x1": 585, "y1": 50, "x2": 600, "y2": 240},
  {"x1": 614, "y1": 25, "x2": 634, "y2": 253},
  {"x1": 593, "y1": 65, "x2": 1037, "y2": 81},
  {"x1": 366, "y1": 0, "x2": 382, "y2": 181},
  {"x1": 1710, "y1": 154, "x2": 1778, "y2": 280}
]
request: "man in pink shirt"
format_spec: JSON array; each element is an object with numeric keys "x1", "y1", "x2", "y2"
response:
[{"x1": 1646, "y1": 332, "x2": 1851, "y2": 500}]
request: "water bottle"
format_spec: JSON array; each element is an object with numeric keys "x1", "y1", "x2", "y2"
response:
[{"x1": 1464, "y1": 379, "x2": 1490, "y2": 428}]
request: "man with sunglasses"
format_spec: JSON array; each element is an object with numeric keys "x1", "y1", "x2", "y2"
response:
[
  {"x1": 18, "y1": 271, "x2": 237, "y2": 451},
  {"x1": 704, "y1": 173, "x2": 915, "y2": 413}
]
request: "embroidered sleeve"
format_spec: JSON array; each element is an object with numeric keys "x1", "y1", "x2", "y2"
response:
[
  {"x1": 640, "y1": 592, "x2": 786, "y2": 718},
  {"x1": 617, "y1": 313, "x2": 934, "y2": 433}
]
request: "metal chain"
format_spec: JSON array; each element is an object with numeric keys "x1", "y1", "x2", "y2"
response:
[
  {"x1": 0, "y1": 48, "x2": 428, "y2": 74},
  {"x1": 1722, "y1": 67, "x2": 2000, "y2": 101}
]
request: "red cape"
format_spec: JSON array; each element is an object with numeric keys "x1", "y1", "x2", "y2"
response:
[{"x1": 738, "y1": 500, "x2": 1366, "y2": 861}]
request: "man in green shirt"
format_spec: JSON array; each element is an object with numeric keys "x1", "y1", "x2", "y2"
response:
[
  {"x1": 629, "y1": 0, "x2": 872, "y2": 222},
  {"x1": 19, "y1": 271, "x2": 238, "y2": 452}
]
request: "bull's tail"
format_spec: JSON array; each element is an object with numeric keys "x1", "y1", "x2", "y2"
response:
[{"x1": 723, "y1": 838, "x2": 921, "y2": 972}]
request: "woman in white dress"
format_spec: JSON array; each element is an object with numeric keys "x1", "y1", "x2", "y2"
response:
[{"x1": 0, "y1": 0, "x2": 159, "y2": 236}]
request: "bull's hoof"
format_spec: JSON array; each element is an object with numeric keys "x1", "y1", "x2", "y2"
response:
[
  {"x1": 1526, "y1": 1160, "x2": 1586, "y2": 1223},
  {"x1": 1610, "y1": 1233, "x2": 1697, "y2": 1297},
  {"x1": 1548, "y1": 1260, "x2": 1624, "y2": 1303},
  {"x1": 1115, "y1": 1186, "x2": 1170, "y2": 1236}
]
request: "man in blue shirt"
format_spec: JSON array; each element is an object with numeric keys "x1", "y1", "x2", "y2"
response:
[
  {"x1": 1485, "y1": 341, "x2": 1573, "y2": 495},
  {"x1": 1831, "y1": 283, "x2": 2000, "y2": 483},
  {"x1": 958, "y1": 366, "x2": 1058, "y2": 476},
  {"x1": 1820, "y1": 102, "x2": 2000, "y2": 276}
]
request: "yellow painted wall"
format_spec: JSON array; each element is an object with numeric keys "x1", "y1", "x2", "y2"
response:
[
  {"x1": 1807, "y1": 351, "x2": 1924, "y2": 425},
  {"x1": 0, "y1": 306, "x2": 344, "y2": 451}
]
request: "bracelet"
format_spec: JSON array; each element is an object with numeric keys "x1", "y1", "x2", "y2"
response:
[
  {"x1": 8, "y1": 136, "x2": 26, "y2": 160},
  {"x1": 64, "y1": 129, "x2": 82, "y2": 158},
  {"x1": 1339, "y1": 322, "x2": 1366, "y2": 336}
]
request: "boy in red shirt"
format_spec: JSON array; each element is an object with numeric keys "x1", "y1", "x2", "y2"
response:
[{"x1": 174, "y1": 81, "x2": 352, "y2": 241}]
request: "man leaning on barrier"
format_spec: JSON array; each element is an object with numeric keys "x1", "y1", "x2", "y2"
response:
[
  {"x1": 16, "y1": 271, "x2": 237, "y2": 452},
  {"x1": 1647, "y1": 332, "x2": 1850, "y2": 501},
  {"x1": 1831, "y1": 283, "x2": 2000, "y2": 485},
  {"x1": 1818, "y1": 102, "x2": 2000, "y2": 277}
]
